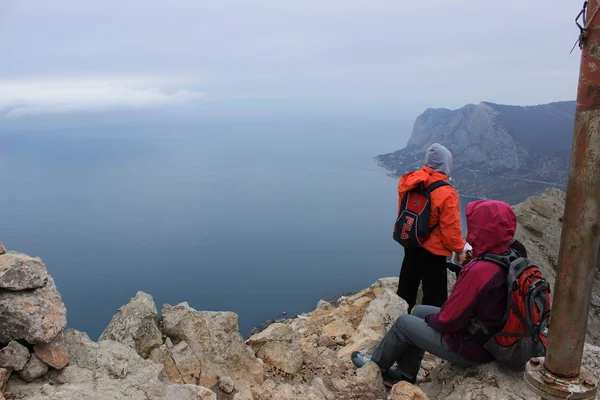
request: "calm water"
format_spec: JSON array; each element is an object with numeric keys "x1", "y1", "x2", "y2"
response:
[{"x1": 0, "y1": 109, "x2": 473, "y2": 339}]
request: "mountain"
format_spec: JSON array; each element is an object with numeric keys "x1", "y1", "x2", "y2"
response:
[{"x1": 376, "y1": 100, "x2": 576, "y2": 204}]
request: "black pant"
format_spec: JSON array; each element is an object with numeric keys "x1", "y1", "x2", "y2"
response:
[{"x1": 397, "y1": 247, "x2": 447, "y2": 313}]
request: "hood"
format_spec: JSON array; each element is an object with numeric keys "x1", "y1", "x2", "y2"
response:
[
  {"x1": 424, "y1": 143, "x2": 453, "y2": 176},
  {"x1": 398, "y1": 166, "x2": 449, "y2": 193},
  {"x1": 466, "y1": 200, "x2": 517, "y2": 258}
]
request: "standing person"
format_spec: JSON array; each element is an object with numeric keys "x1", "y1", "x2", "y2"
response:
[{"x1": 395, "y1": 143, "x2": 465, "y2": 313}]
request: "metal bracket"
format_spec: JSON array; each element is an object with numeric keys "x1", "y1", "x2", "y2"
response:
[{"x1": 525, "y1": 358, "x2": 598, "y2": 400}]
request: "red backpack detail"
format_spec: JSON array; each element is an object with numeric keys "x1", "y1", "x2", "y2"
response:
[
  {"x1": 393, "y1": 180, "x2": 450, "y2": 248},
  {"x1": 469, "y1": 252, "x2": 551, "y2": 371}
]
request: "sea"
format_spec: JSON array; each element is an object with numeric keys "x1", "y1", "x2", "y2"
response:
[{"x1": 0, "y1": 106, "x2": 474, "y2": 339}]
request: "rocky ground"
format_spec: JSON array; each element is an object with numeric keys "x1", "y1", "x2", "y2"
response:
[{"x1": 0, "y1": 188, "x2": 599, "y2": 399}]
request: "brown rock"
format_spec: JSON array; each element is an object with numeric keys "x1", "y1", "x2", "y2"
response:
[
  {"x1": 390, "y1": 381, "x2": 429, "y2": 400},
  {"x1": 256, "y1": 340, "x2": 303, "y2": 374},
  {"x1": 322, "y1": 320, "x2": 354, "y2": 340},
  {"x1": 34, "y1": 340, "x2": 69, "y2": 369},
  {"x1": 0, "y1": 367, "x2": 11, "y2": 391},
  {"x1": 0, "y1": 243, "x2": 6, "y2": 255}
]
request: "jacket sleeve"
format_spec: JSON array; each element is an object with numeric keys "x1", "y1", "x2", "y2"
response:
[
  {"x1": 424, "y1": 264, "x2": 485, "y2": 333},
  {"x1": 438, "y1": 189, "x2": 465, "y2": 254}
]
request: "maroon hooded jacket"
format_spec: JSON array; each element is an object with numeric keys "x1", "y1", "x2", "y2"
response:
[{"x1": 424, "y1": 200, "x2": 517, "y2": 363}]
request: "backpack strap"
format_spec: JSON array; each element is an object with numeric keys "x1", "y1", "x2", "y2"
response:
[
  {"x1": 422, "y1": 180, "x2": 451, "y2": 232},
  {"x1": 425, "y1": 180, "x2": 451, "y2": 194}
]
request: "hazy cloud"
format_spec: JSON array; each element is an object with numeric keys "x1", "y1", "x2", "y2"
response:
[{"x1": 0, "y1": 77, "x2": 203, "y2": 117}]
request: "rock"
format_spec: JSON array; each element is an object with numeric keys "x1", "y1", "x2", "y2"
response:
[
  {"x1": 219, "y1": 375, "x2": 235, "y2": 394},
  {"x1": 338, "y1": 279, "x2": 407, "y2": 358},
  {"x1": 34, "y1": 339, "x2": 70, "y2": 370},
  {"x1": 18, "y1": 353, "x2": 49, "y2": 382},
  {"x1": 390, "y1": 381, "x2": 429, "y2": 400},
  {"x1": 149, "y1": 346, "x2": 181, "y2": 384},
  {"x1": 0, "y1": 341, "x2": 29, "y2": 371},
  {"x1": 8, "y1": 329, "x2": 169, "y2": 400},
  {"x1": 162, "y1": 302, "x2": 263, "y2": 387},
  {"x1": 316, "y1": 300, "x2": 332, "y2": 311},
  {"x1": 165, "y1": 337, "x2": 174, "y2": 349},
  {"x1": 247, "y1": 323, "x2": 297, "y2": 346},
  {"x1": 0, "y1": 276, "x2": 67, "y2": 344},
  {"x1": 322, "y1": 320, "x2": 354, "y2": 340},
  {"x1": 149, "y1": 340, "x2": 201, "y2": 385},
  {"x1": 355, "y1": 361, "x2": 384, "y2": 392},
  {"x1": 165, "y1": 384, "x2": 216, "y2": 400},
  {"x1": 232, "y1": 379, "x2": 253, "y2": 400},
  {"x1": 257, "y1": 341, "x2": 303, "y2": 374},
  {"x1": 268, "y1": 383, "x2": 326, "y2": 400},
  {"x1": 99, "y1": 291, "x2": 163, "y2": 358},
  {"x1": 0, "y1": 368, "x2": 11, "y2": 391},
  {"x1": 247, "y1": 323, "x2": 303, "y2": 374},
  {"x1": 0, "y1": 253, "x2": 49, "y2": 291},
  {"x1": 0, "y1": 242, "x2": 6, "y2": 255},
  {"x1": 311, "y1": 377, "x2": 335, "y2": 400}
]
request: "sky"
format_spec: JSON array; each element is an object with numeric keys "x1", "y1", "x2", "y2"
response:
[{"x1": 0, "y1": 0, "x2": 583, "y2": 118}]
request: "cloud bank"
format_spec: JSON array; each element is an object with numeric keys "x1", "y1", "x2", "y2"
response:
[{"x1": 0, "y1": 77, "x2": 203, "y2": 117}]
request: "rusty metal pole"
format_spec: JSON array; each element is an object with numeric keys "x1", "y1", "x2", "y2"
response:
[{"x1": 525, "y1": 1, "x2": 600, "y2": 399}]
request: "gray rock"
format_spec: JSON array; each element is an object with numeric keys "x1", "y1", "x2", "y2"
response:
[
  {"x1": 316, "y1": 300, "x2": 332, "y2": 311},
  {"x1": 99, "y1": 291, "x2": 163, "y2": 358},
  {"x1": 166, "y1": 384, "x2": 217, "y2": 400},
  {"x1": 8, "y1": 329, "x2": 169, "y2": 400},
  {"x1": 18, "y1": 353, "x2": 49, "y2": 382},
  {"x1": 0, "y1": 341, "x2": 30, "y2": 371},
  {"x1": 162, "y1": 302, "x2": 264, "y2": 388},
  {"x1": 247, "y1": 323, "x2": 303, "y2": 374},
  {"x1": 0, "y1": 253, "x2": 49, "y2": 291},
  {"x1": 355, "y1": 361, "x2": 384, "y2": 392},
  {"x1": 268, "y1": 383, "x2": 327, "y2": 400},
  {"x1": 0, "y1": 242, "x2": 6, "y2": 255},
  {"x1": 165, "y1": 337, "x2": 174, "y2": 349},
  {"x1": 219, "y1": 375, "x2": 235, "y2": 394},
  {"x1": 0, "y1": 276, "x2": 67, "y2": 344}
]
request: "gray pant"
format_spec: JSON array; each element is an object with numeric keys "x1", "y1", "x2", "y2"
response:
[{"x1": 371, "y1": 305, "x2": 478, "y2": 379}]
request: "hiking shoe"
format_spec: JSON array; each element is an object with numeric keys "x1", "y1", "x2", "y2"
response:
[
  {"x1": 383, "y1": 366, "x2": 416, "y2": 385},
  {"x1": 351, "y1": 351, "x2": 373, "y2": 368}
]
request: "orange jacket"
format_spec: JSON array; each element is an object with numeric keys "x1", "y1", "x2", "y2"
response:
[{"x1": 397, "y1": 166, "x2": 465, "y2": 256}]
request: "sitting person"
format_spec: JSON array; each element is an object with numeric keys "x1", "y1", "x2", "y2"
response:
[{"x1": 352, "y1": 200, "x2": 519, "y2": 383}]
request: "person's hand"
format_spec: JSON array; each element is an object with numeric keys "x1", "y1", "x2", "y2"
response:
[{"x1": 456, "y1": 252, "x2": 466, "y2": 264}]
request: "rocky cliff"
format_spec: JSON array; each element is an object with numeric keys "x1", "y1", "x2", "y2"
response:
[
  {"x1": 376, "y1": 101, "x2": 575, "y2": 204},
  {"x1": 2, "y1": 189, "x2": 600, "y2": 400}
]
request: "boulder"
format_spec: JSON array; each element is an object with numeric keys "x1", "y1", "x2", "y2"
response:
[
  {"x1": 162, "y1": 302, "x2": 263, "y2": 387},
  {"x1": 17, "y1": 353, "x2": 49, "y2": 382},
  {"x1": 0, "y1": 341, "x2": 29, "y2": 371},
  {"x1": 219, "y1": 375, "x2": 235, "y2": 394},
  {"x1": 247, "y1": 323, "x2": 303, "y2": 374},
  {"x1": 99, "y1": 291, "x2": 163, "y2": 358},
  {"x1": 390, "y1": 381, "x2": 430, "y2": 400},
  {"x1": 0, "y1": 253, "x2": 49, "y2": 291},
  {"x1": 165, "y1": 384, "x2": 217, "y2": 400},
  {"x1": 0, "y1": 242, "x2": 6, "y2": 255},
  {"x1": 0, "y1": 276, "x2": 67, "y2": 344},
  {"x1": 34, "y1": 338, "x2": 70, "y2": 369},
  {"x1": 322, "y1": 320, "x2": 354, "y2": 340},
  {"x1": 8, "y1": 329, "x2": 169, "y2": 400},
  {"x1": 337, "y1": 279, "x2": 407, "y2": 358}
]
